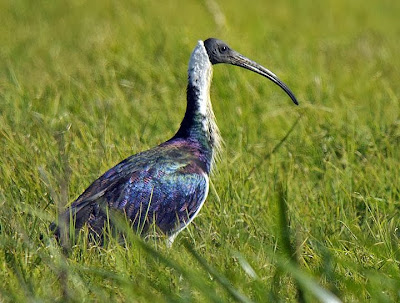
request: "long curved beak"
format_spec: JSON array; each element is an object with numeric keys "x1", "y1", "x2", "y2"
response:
[{"x1": 230, "y1": 51, "x2": 298, "y2": 105}]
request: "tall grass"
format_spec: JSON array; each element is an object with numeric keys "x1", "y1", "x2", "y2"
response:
[{"x1": 1, "y1": 0, "x2": 399, "y2": 301}]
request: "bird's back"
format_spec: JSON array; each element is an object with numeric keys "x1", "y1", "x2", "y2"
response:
[{"x1": 54, "y1": 139, "x2": 210, "y2": 241}]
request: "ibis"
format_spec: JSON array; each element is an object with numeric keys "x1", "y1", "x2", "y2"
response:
[{"x1": 51, "y1": 38, "x2": 298, "y2": 245}]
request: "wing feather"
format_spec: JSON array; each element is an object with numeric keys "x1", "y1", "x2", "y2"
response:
[{"x1": 55, "y1": 152, "x2": 209, "y2": 238}]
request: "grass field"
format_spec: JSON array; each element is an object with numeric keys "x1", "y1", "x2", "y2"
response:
[{"x1": 1, "y1": 0, "x2": 400, "y2": 302}]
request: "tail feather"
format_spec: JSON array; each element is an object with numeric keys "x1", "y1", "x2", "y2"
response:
[{"x1": 50, "y1": 201, "x2": 104, "y2": 242}]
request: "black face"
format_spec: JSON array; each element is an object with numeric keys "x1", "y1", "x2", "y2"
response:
[
  {"x1": 204, "y1": 38, "x2": 235, "y2": 65},
  {"x1": 203, "y1": 38, "x2": 299, "y2": 105}
]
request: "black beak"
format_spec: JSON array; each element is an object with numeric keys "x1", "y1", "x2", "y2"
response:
[{"x1": 229, "y1": 51, "x2": 298, "y2": 105}]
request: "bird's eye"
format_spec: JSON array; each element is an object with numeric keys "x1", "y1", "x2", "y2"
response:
[{"x1": 220, "y1": 45, "x2": 227, "y2": 53}]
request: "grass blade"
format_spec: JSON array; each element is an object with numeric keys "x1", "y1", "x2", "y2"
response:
[{"x1": 183, "y1": 240, "x2": 254, "y2": 303}]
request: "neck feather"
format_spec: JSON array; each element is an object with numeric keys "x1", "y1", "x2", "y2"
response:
[{"x1": 173, "y1": 41, "x2": 222, "y2": 170}]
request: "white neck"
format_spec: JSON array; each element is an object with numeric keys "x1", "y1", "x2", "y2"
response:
[
  {"x1": 186, "y1": 41, "x2": 222, "y2": 167},
  {"x1": 188, "y1": 41, "x2": 213, "y2": 115}
]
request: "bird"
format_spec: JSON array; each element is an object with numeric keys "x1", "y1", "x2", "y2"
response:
[{"x1": 51, "y1": 38, "x2": 298, "y2": 246}]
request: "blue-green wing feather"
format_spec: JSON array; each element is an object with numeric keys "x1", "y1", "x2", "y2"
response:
[
  {"x1": 56, "y1": 142, "x2": 209, "y2": 237},
  {"x1": 110, "y1": 168, "x2": 208, "y2": 234}
]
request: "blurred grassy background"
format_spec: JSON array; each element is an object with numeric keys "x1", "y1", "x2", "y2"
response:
[{"x1": 1, "y1": 0, "x2": 399, "y2": 302}]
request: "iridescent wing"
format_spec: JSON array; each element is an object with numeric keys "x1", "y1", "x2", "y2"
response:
[{"x1": 55, "y1": 154, "x2": 209, "y2": 238}]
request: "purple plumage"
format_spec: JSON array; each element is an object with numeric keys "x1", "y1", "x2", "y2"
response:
[{"x1": 56, "y1": 140, "x2": 209, "y2": 241}]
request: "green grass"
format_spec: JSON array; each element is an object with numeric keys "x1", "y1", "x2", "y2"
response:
[{"x1": 1, "y1": 0, "x2": 400, "y2": 301}]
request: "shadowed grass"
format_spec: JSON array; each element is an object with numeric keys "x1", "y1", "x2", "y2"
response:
[{"x1": 1, "y1": 0, "x2": 400, "y2": 302}]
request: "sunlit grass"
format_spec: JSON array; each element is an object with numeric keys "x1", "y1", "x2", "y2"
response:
[{"x1": 1, "y1": 0, "x2": 400, "y2": 302}]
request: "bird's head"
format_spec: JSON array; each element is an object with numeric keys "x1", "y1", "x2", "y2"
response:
[{"x1": 203, "y1": 38, "x2": 298, "y2": 105}]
